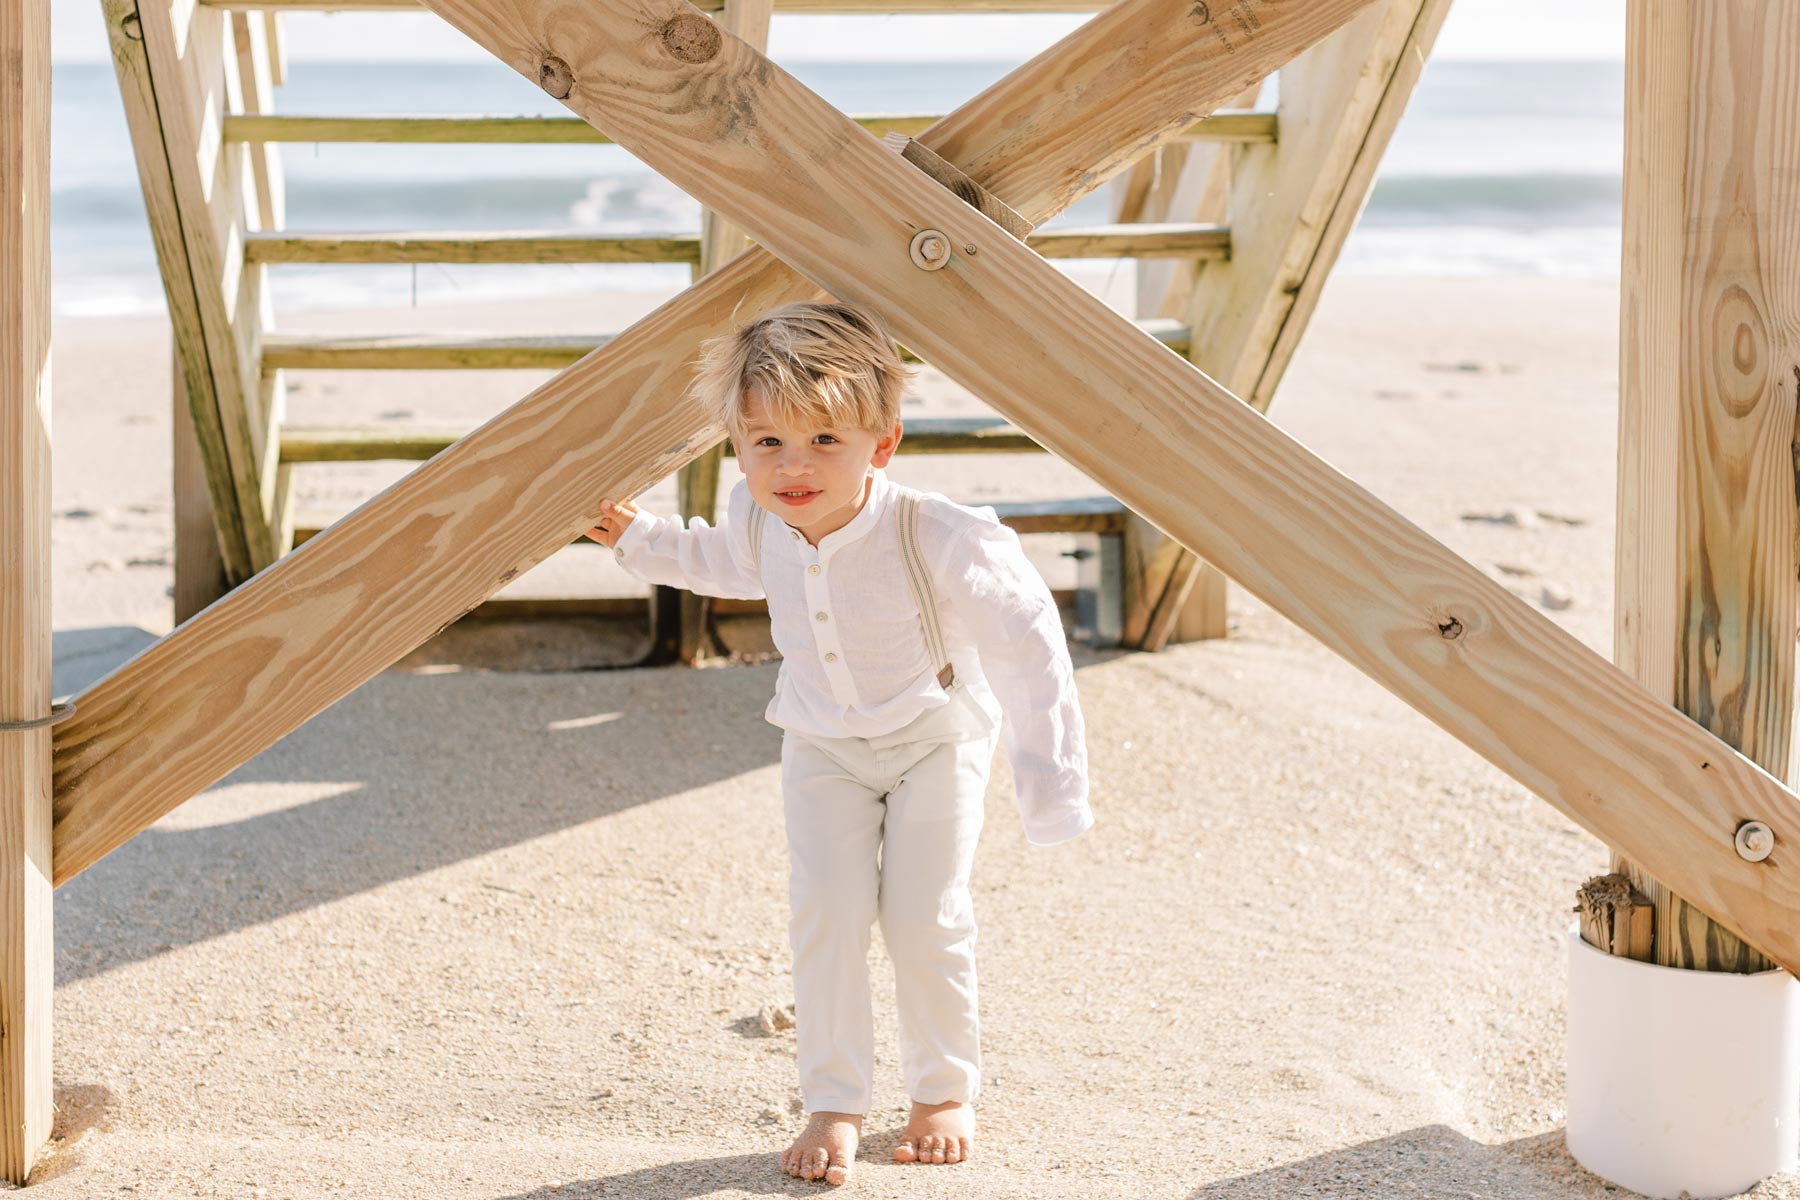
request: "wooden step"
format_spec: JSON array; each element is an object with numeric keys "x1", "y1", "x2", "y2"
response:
[
  {"x1": 279, "y1": 417, "x2": 1045, "y2": 463},
  {"x1": 261, "y1": 318, "x2": 1191, "y2": 371},
  {"x1": 206, "y1": 0, "x2": 1132, "y2": 16},
  {"x1": 244, "y1": 223, "x2": 1229, "y2": 266},
  {"x1": 225, "y1": 110, "x2": 1277, "y2": 146},
  {"x1": 292, "y1": 494, "x2": 1124, "y2": 546},
  {"x1": 248, "y1": 231, "x2": 705, "y2": 266}
]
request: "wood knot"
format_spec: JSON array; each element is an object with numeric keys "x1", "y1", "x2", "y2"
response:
[
  {"x1": 660, "y1": 12, "x2": 722, "y2": 64},
  {"x1": 538, "y1": 55, "x2": 575, "y2": 99},
  {"x1": 1436, "y1": 616, "x2": 1464, "y2": 640}
]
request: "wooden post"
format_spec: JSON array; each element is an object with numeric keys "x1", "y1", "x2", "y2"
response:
[
  {"x1": 1126, "y1": 0, "x2": 1449, "y2": 651},
  {"x1": 1115, "y1": 86, "x2": 1258, "y2": 650},
  {"x1": 0, "y1": 0, "x2": 57, "y2": 1177},
  {"x1": 230, "y1": 11, "x2": 284, "y2": 231},
  {"x1": 668, "y1": 0, "x2": 774, "y2": 664},
  {"x1": 1186, "y1": 0, "x2": 1451, "y2": 412},
  {"x1": 103, "y1": 0, "x2": 279, "y2": 580},
  {"x1": 1612, "y1": 0, "x2": 1800, "y2": 973},
  {"x1": 174, "y1": 355, "x2": 230, "y2": 622}
]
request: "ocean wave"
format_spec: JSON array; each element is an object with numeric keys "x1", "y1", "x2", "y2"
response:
[{"x1": 1363, "y1": 171, "x2": 1621, "y2": 227}]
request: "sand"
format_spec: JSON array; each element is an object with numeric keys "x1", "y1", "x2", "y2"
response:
[{"x1": 31, "y1": 271, "x2": 1800, "y2": 1198}]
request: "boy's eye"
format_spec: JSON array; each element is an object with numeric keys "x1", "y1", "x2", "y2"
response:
[
  {"x1": 814, "y1": 434, "x2": 838, "y2": 445},
  {"x1": 755, "y1": 436, "x2": 780, "y2": 448}
]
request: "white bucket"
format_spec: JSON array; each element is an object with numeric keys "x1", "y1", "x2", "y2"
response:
[{"x1": 1566, "y1": 924, "x2": 1800, "y2": 1198}]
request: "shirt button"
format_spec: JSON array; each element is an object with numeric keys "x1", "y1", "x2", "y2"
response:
[
  {"x1": 614, "y1": 547, "x2": 625, "y2": 561},
  {"x1": 824, "y1": 652, "x2": 838, "y2": 664},
  {"x1": 790, "y1": 529, "x2": 801, "y2": 541},
  {"x1": 807, "y1": 565, "x2": 821, "y2": 576},
  {"x1": 815, "y1": 611, "x2": 828, "y2": 623}
]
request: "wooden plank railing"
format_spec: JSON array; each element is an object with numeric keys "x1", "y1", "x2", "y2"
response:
[
  {"x1": 204, "y1": 0, "x2": 1126, "y2": 12},
  {"x1": 257, "y1": 318, "x2": 1192, "y2": 370},
  {"x1": 292, "y1": 494, "x2": 1127, "y2": 546},
  {"x1": 223, "y1": 110, "x2": 1277, "y2": 145},
  {"x1": 242, "y1": 224, "x2": 1229, "y2": 265},
  {"x1": 278, "y1": 416, "x2": 1044, "y2": 462}
]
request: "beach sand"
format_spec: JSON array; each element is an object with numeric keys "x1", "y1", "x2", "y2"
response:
[{"x1": 32, "y1": 271, "x2": 1798, "y2": 1198}]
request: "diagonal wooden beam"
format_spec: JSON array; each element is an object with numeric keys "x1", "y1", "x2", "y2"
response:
[
  {"x1": 409, "y1": 0, "x2": 1800, "y2": 969},
  {"x1": 53, "y1": 0, "x2": 1377, "y2": 885}
]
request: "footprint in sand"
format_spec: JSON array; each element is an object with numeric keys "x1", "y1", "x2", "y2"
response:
[
  {"x1": 1461, "y1": 508, "x2": 1589, "y2": 530},
  {"x1": 758, "y1": 1003, "x2": 796, "y2": 1036}
]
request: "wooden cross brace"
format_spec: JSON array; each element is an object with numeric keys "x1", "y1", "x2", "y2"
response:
[{"x1": 51, "y1": 0, "x2": 1800, "y2": 977}]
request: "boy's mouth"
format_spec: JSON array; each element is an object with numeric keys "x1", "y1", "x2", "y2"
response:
[{"x1": 774, "y1": 488, "x2": 819, "y2": 506}]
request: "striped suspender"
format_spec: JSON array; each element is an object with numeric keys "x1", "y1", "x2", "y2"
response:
[
  {"x1": 749, "y1": 488, "x2": 954, "y2": 690},
  {"x1": 896, "y1": 492, "x2": 956, "y2": 689},
  {"x1": 746, "y1": 500, "x2": 766, "y2": 575}
]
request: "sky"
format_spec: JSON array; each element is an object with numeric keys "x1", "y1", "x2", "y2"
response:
[{"x1": 52, "y1": 0, "x2": 1625, "y2": 63}]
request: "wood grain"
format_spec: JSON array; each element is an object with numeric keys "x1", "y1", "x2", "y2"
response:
[
  {"x1": 677, "y1": 0, "x2": 772, "y2": 663},
  {"x1": 52, "y1": 0, "x2": 1379, "y2": 885},
  {"x1": 102, "y1": 0, "x2": 266, "y2": 579},
  {"x1": 1187, "y1": 0, "x2": 1451, "y2": 411},
  {"x1": 225, "y1": 110, "x2": 1278, "y2": 146},
  {"x1": 258, "y1": 317, "x2": 1193, "y2": 370},
  {"x1": 1614, "y1": 0, "x2": 1800, "y2": 972},
  {"x1": 0, "y1": 0, "x2": 55, "y2": 1175},
  {"x1": 278, "y1": 416, "x2": 1047, "y2": 462},
  {"x1": 229, "y1": 11, "x2": 283, "y2": 230},
  {"x1": 1118, "y1": 81, "x2": 1260, "y2": 648},
  {"x1": 409, "y1": 0, "x2": 1800, "y2": 971}
]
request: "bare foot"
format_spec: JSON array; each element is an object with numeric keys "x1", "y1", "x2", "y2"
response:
[
  {"x1": 782, "y1": 1111, "x2": 861, "y2": 1185},
  {"x1": 893, "y1": 1099, "x2": 973, "y2": 1165}
]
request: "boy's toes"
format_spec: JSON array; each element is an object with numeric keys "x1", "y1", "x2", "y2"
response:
[
  {"x1": 825, "y1": 1150, "x2": 852, "y2": 1186},
  {"x1": 929, "y1": 1137, "x2": 948, "y2": 1164},
  {"x1": 893, "y1": 1138, "x2": 918, "y2": 1164},
  {"x1": 945, "y1": 1139, "x2": 963, "y2": 1164}
]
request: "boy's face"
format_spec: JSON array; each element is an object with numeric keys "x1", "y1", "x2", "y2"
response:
[{"x1": 732, "y1": 391, "x2": 902, "y2": 545}]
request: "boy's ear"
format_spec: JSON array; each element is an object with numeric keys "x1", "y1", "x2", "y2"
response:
[{"x1": 871, "y1": 420, "x2": 903, "y2": 468}]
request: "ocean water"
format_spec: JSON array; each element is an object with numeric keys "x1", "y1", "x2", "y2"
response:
[{"x1": 49, "y1": 58, "x2": 1624, "y2": 318}]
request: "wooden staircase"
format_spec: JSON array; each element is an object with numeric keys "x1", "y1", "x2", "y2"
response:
[{"x1": 106, "y1": 0, "x2": 1446, "y2": 661}]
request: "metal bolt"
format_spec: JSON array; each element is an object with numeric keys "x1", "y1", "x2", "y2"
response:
[
  {"x1": 1736, "y1": 820, "x2": 1775, "y2": 862},
  {"x1": 910, "y1": 229, "x2": 952, "y2": 271}
]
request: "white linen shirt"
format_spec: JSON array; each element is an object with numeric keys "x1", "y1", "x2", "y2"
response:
[{"x1": 612, "y1": 468, "x2": 1092, "y2": 846}]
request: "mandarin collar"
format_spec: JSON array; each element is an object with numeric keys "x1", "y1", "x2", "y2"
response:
[{"x1": 798, "y1": 468, "x2": 890, "y2": 560}]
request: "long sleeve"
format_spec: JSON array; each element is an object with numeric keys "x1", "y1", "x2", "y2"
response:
[
  {"x1": 611, "y1": 479, "x2": 767, "y2": 600},
  {"x1": 932, "y1": 515, "x2": 1092, "y2": 846}
]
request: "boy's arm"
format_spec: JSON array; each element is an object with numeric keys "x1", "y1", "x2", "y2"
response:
[
  {"x1": 610, "y1": 480, "x2": 766, "y2": 600},
  {"x1": 931, "y1": 513, "x2": 1092, "y2": 846}
]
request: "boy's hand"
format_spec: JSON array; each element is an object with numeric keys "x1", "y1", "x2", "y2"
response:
[{"x1": 587, "y1": 498, "x2": 638, "y2": 549}]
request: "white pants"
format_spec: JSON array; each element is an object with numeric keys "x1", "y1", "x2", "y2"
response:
[{"x1": 780, "y1": 682, "x2": 999, "y2": 1115}]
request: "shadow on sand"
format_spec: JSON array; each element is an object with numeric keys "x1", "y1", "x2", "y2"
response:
[
  {"x1": 51, "y1": 624, "x2": 788, "y2": 983},
  {"x1": 471, "y1": 1126, "x2": 1606, "y2": 1199}
]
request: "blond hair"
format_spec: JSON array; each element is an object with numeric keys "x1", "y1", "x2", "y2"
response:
[{"x1": 691, "y1": 301, "x2": 910, "y2": 441}]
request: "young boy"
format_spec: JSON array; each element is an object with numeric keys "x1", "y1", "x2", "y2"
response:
[{"x1": 587, "y1": 301, "x2": 1091, "y2": 1187}]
